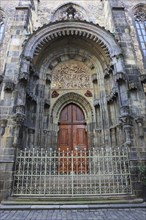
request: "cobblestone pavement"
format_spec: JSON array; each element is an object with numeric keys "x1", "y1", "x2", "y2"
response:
[{"x1": 0, "y1": 208, "x2": 146, "y2": 220}]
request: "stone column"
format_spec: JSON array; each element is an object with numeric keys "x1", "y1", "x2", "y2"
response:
[{"x1": 119, "y1": 106, "x2": 133, "y2": 146}]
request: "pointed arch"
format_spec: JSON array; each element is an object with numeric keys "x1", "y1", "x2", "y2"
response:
[
  {"x1": 133, "y1": 4, "x2": 146, "y2": 62},
  {"x1": 51, "y1": 92, "x2": 93, "y2": 124}
]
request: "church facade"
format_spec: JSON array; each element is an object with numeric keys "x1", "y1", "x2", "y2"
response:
[{"x1": 0, "y1": 0, "x2": 146, "y2": 201}]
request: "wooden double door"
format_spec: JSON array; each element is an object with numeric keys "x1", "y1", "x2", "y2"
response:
[{"x1": 58, "y1": 103, "x2": 88, "y2": 173}]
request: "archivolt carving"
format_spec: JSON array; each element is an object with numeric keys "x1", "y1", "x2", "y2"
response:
[
  {"x1": 22, "y1": 21, "x2": 121, "y2": 61},
  {"x1": 51, "y1": 92, "x2": 93, "y2": 122},
  {"x1": 51, "y1": 61, "x2": 91, "y2": 89}
]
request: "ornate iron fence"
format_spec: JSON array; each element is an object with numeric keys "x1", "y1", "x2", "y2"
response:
[{"x1": 12, "y1": 147, "x2": 132, "y2": 196}]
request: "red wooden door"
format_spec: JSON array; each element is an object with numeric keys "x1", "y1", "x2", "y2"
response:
[{"x1": 58, "y1": 104, "x2": 88, "y2": 173}]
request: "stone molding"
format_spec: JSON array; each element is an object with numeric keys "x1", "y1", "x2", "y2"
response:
[{"x1": 51, "y1": 92, "x2": 93, "y2": 123}]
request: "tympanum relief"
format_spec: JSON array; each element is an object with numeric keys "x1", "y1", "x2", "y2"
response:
[{"x1": 51, "y1": 61, "x2": 92, "y2": 90}]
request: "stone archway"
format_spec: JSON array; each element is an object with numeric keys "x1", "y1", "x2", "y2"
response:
[
  {"x1": 51, "y1": 92, "x2": 93, "y2": 124},
  {"x1": 15, "y1": 19, "x2": 128, "y2": 150},
  {"x1": 50, "y1": 92, "x2": 94, "y2": 150}
]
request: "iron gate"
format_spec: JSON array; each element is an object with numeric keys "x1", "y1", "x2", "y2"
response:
[{"x1": 12, "y1": 147, "x2": 132, "y2": 196}]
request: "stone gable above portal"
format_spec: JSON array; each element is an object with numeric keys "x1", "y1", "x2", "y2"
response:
[{"x1": 52, "y1": 3, "x2": 88, "y2": 22}]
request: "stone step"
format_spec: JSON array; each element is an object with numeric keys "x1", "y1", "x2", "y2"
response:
[
  {"x1": 0, "y1": 201, "x2": 145, "y2": 211},
  {"x1": 1, "y1": 195, "x2": 143, "y2": 206}
]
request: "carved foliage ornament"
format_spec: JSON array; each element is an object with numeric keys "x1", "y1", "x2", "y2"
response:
[{"x1": 52, "y1": 61, "x2": 91, "y2": 89}]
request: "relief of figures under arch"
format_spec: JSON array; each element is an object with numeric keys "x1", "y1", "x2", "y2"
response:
[{"x1": 51, "y1": 61, "x2": 92, "y2": 90}]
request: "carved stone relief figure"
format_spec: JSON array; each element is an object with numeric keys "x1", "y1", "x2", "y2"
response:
[
  {"x1": 51, "y1": 61, "x2": 92, "y2": 90},
  {"x1": 52, "y1": 4, "x2": 86, "y2": 22}
]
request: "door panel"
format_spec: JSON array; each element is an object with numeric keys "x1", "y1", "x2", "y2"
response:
[
  {"x1": 58, "y1": 125, "x2": 71, "y2": 151},
  {"x1": 59, "y1": 104, "x2": 72, "y2": 123},
  {"x1": 73, "y1": 104, "x2": 85, "y2": 123},
  {"x1": 73, "y1": 125, "x2": 87, "y2": 151},
  {"x1": 58, "y1": 104, "x2": 88, "y2": 174}
]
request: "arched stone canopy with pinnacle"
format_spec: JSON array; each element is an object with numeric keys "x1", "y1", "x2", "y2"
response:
[
  {"x1": 51, "y1": 92, "x2": 94, "y2": 124},
  {"x1": 22, "y1": 20, "x2": 121, "y2": 65}
]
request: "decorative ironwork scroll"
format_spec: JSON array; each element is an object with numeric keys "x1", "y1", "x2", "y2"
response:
[{"x1": 12, "y1": 147, "x2": 132, "y2": 196}]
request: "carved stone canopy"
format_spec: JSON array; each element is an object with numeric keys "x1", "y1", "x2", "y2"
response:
[
  {"x1": 120, "y1": 106, "x2": 130, "y2": 116},
  {"x1": 4, "y1": 80, "x2": 15, "y2": 91},
  {"x1": 115, "y1": 72, "x2": 126, "y2": 82},
  {"x1": 12, "y1": 113, "x2": 25, "y2": 126},
  {"x1": 128, "y1": 75, "x2": 139, "y2": 91},
  {"x1": 119, "y1": 106, "x2": 133, "y2": 128},
  {"x1": 15, "y1": 105, "x2": 25, "y2": 114},
  {"x1": 107, "y1": 86, "x2": 118, "y2": 103},
  {"x1": 46, "y1": 74, "x2": 52, "y2": 84},
  {"x1": 91, "y1": 74, "x2": 97, "y2": 83},
  {"x1": 128, "y1": 81, "x2": 138, "y2": 90}
]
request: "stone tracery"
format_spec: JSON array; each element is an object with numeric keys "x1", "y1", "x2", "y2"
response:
[{"x1": 134, "y1": 6, "x2": 146, "y2": 22}]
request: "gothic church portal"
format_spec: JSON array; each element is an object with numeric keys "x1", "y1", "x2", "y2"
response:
[{"x1": 0, "y1": 0, "x2": 146, "y2": 201}]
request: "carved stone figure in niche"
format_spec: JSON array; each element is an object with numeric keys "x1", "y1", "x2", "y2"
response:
[
  {"x1": 52, "y1": 4, "x2": 86, "y2": 22},
  {"x1": 61, "y1": 6, "x2": 84, "y2": 21},
  {"x1": 52, "y1": 61, "x2": 91, "y2": 90}
]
